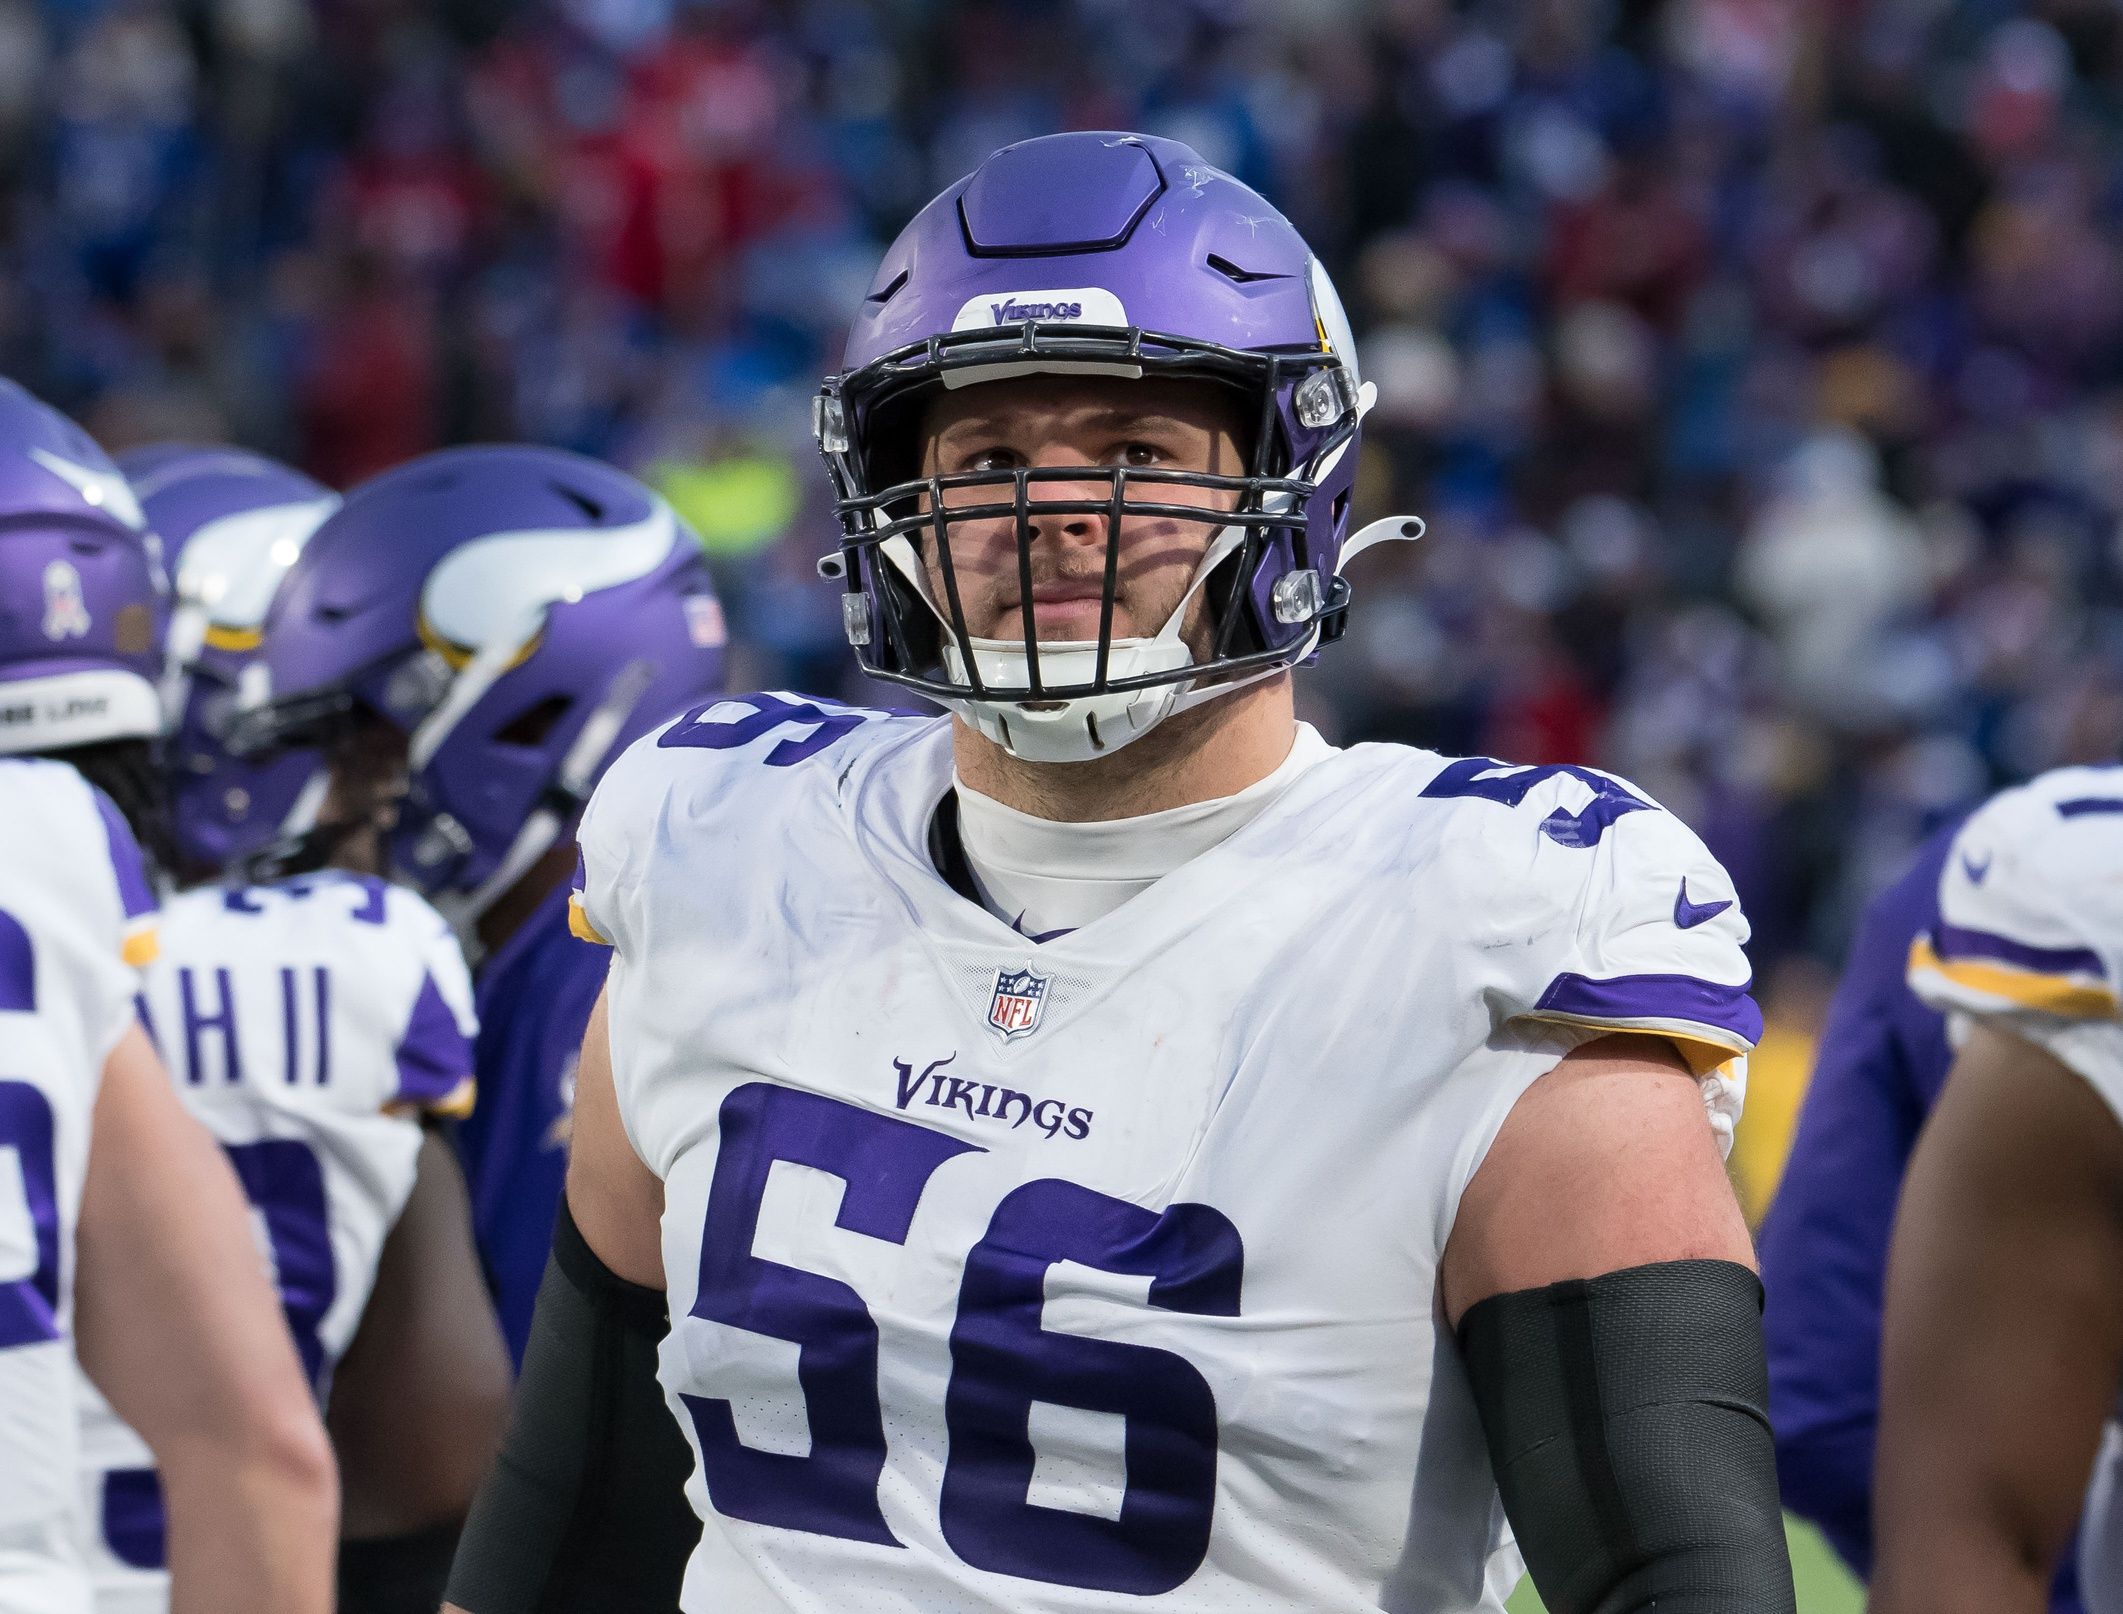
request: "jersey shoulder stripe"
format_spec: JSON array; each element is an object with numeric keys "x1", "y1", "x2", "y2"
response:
[
  {"x1": 1379, "y1": 746, "x2": 1760, "y2": 1073},
  {"x1": 1912, "y1": 766, "x2": 2123, "y2": 1026}
]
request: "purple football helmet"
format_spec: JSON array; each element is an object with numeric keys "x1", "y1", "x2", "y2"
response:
[
  {"x1": 814, "y1": 131, "x2": 1418, "y2": 763},
  {"x1": 231, "y1": 444, "x2": 728, "y2": 921},
  {"x1": 119, "y1": 443, "x2": 341, "y2": 880},
  {"x1": 0, "y1": 379, "x2": 168, "y2": 755}
]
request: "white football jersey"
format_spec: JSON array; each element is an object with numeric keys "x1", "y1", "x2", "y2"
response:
[
  {"x1": 0, "y1": 758, "x2": 156, "y2": 1614},
  {"x1": 1908, "y1": 763, "x2": 2123, "y2": 1614},
  {"x1": 573, "y1": 695, "x2": 1759, "y2": 1614},
  {"x1": 74, "y1": 870, "x2": 476, "y2": 1610}
]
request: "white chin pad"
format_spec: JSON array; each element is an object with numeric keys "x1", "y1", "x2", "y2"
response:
[
  {"x1": 941, "y1": 636, "x2": 1193, "y2": 764},
  {"x1": 896, "y1": 504, "x2": 1271, "y2": 765}
]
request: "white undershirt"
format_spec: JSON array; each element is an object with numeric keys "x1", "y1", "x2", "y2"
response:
[{"x1": 952, "y1": 724, "x2": 1334, "y2": 940}]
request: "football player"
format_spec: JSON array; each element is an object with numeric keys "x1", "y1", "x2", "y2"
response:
[
  {"x1": 225, "y1": 443, "x2": 734, "y2": 1593},
  {"x1": 1761, "y1": 811, "x2": 2098, "y2": 1614},
  {"x1": 0, "y1": 382, "x2": 334, "y2": 1612},
  {"x1": 224, "y1": 444, "x2": 732, "y2": 1365},
  {"x1": 445, "y1": 133, "x2": 1794, "y2": 1614},
  {"x1": 1872, "y1": 765, "x2": 2123, "y2": 1613},
  {"x1": 65, "y1": 443, "x2": 509, "y2": 1614}
]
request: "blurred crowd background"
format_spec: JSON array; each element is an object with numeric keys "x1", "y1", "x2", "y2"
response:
[{"x1": 6, "y1": 0, "x2": 2121, "y2": 1200}]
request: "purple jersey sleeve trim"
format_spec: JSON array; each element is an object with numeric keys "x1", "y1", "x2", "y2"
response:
[
  {"x1": 1933, "y1": 922, "x2": 2106, "y2": 980},
  {"x1": 394, "y1": 970, "x2": 475, "y2": 1110},
  {"x1": 90, "y1": 786, "x2": 156, "y2": 922},
  {"x1": 2057, "y1": 798, "x2": 2123, "y2": 819},
  {"x1": 1531, "y1": 969, "x2": 1764, "y2": 1047}
]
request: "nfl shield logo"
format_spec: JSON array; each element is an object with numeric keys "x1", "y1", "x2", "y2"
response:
[{"x1": 986, "y1": 966, "x2": 1049, "y2": 1043}]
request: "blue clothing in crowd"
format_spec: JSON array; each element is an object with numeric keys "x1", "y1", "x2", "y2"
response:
[
  {"x1": 457, "y1": 881, "x2": 611, "y2": 1365},
  {"x1": 1760, "y1": 818, "x2": 2080, "y2": 1612}
]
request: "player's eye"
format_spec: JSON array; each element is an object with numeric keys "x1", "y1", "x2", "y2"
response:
[
  {"x1": 962, "y1": 447, "x2": 1020, "y2": 473},
  {"x1": 1116, "y1": 441, "x2": 1164, "y2": 467}
]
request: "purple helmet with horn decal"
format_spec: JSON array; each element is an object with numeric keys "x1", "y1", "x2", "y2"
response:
[
  {"x1": 0, "y1": 379, "x2": 168, "y2": 755},
  {"x1": 118, "y1": 444, "x2": 340, "y2": 880},
  {"x1": 229, "y1": 444, "x2": 728, "y2": 920},
  {"x1": 813, "y1": 131, "x2": 1420, "y2": 764}
]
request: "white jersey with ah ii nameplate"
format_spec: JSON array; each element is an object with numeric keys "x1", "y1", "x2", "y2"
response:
[
  {"x1": 1909, "y1": 764, "x2": 2123, "y2": 1614},
  {"x1": 573, "y1": 694, "x2": 1759, "y2": 1614},
  {"x1": 74, "y1": 871, "x2": 476, "y2": 1612},
  {"x1": 0, "y1": 758, "x2": 156, "y2": 1613}
]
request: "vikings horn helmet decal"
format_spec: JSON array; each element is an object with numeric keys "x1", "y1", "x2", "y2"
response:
[
  {"x1": 229, "y1": 444, "x2": 728, "y2": 928},
  {"x1": 813, "y1": 132, "x2": 1421, "y2": 764}
]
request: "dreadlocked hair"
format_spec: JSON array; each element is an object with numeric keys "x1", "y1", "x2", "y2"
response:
[{"x1": 52, "y1": 737, "x2": 175, "y2": 889}]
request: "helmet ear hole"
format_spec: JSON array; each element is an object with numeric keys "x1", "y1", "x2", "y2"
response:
[{"x1": 495, "y1": 695, "x2": 573, "y2": 748}]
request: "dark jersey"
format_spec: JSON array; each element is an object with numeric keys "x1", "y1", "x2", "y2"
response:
[{"x1": 458, "y1": 884, "x2": 609, "y2": 1364}]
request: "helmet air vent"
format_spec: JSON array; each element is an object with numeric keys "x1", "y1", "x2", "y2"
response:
[
  {"x1": 554, "y1": 485, "x2": 604, "y2": 521},
  {"x1": 1205, "y1": 253, "x2": 1288, "y2": 285},
  {"x1": 495, "y1": 695, "x2": 573, "y2": 748}
]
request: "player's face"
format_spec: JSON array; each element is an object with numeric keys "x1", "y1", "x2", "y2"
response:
[
  {"x1": 917, "y1": 376, "x2": 1250, "y2": 649},
  {"x1": 319, "y1": 715, "x2": 407, "y2": 876}
]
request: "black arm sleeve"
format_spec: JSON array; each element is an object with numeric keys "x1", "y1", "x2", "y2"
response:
[
  {"x1": 338, "y1": 1520, "x2": 461, "y2": 1614},
  {"x1": 445, "y1": 1201, "x2": 698, "y2": 1614},
  {"x1": 1458, "y1": 1258, "x2": 1795, "y2": 1614}
]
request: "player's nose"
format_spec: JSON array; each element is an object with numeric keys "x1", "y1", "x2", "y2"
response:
[{"x1": 1020, "y1": 452, "x2": 1115, "y2": 549}]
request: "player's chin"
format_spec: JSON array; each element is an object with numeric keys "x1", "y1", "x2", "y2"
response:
[{"x1": 986, "y1": 599, "x2": 1141, "y2": 644}]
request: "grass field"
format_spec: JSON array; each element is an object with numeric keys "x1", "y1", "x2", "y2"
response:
[{"x1": 1505, "y1": 1516, "x2": 1863, "y2": 1612}]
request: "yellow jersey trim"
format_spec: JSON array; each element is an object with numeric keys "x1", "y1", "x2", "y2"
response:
[
  {"x1": 201, "y1": 624, "x2": 264, "y2": 652},
  {"x1": 1517, "y1": 1012, "x2": 1750, "y2": 1077},
  {"x1": 1907, "y1": 935, "x2": 2120, "y2": 1019},
  {"x1": 387, "y1": 1075, "x2": 477, "y2": 1121},
  {"x1": 567, "y1": 892, "x2": 610, "y2": 946},
  {"x1": 121, "y1": 925, "x2": 159, "y2": 968}
]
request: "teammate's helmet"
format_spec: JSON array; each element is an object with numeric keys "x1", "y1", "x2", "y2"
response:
[
  {"x1": 816, "y1": 131, "x2": 1415, "y2": 763},
  {"x1": 119, "y1": 444, "x2": 340, "y2": 878},
  {"x1": 0, "y1": 379, "x2": 167, "y2": 755},
  {"x1": 231, "y1": 444, "x2": 728, "y2": 919}
]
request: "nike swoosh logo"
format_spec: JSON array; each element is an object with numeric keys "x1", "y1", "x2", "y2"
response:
[
  {"x1": 28, "y1": 447, "x2": 147, "y2": 531},
  {"x1": 1962, "y1": 851, "x2": 1992, "y2": 884},
  {"x1": 1674, "y1": 879, "x2": 1734, "y2": 930},
  {"x1": 1009, "y1": 911, "x2": 1074, "y2": 945}
]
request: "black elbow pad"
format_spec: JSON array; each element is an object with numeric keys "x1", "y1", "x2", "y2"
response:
[
  {"x1": 1458, "y1": 1258, "x2": 1795, "y2": 1614},
  {"x1": 446, "y1": 1201, "x2": 697, "y2": 1614}
]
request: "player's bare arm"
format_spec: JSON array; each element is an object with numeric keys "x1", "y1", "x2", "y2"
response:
[
  {"x1": 1438, "y1": 1033, "x2": 1788, "y2": 1612},
  {"x1": 1441, "y1": 1032, "x2": 1756, "y2": 1319},
  {"x1": 1872, "y1": 1021, "x2": 2123, "y2": 1614},
  {"x1": 329, "y1": 1127, "x2": 512, "y2": 1604},
  {"x1": 74, "y1": 1023, "x2": 338, "y2": 1614}
]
